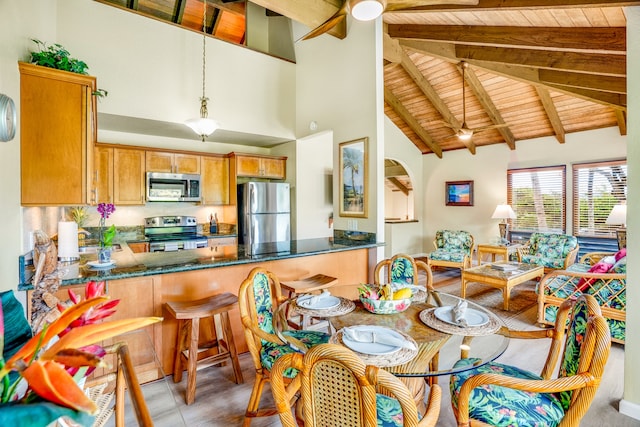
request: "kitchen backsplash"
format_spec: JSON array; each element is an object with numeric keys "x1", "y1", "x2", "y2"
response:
[{"x1": 22, "y1": 204, "x2": 233, "y2": 252}]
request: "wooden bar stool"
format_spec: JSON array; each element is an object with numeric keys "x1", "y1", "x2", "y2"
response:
[
  {"x1": 280, "y1": 274, "x2": 338, "y2": 331},
  {"x1": 165, "y1": 292, "x2": 244, "y2": 405}
]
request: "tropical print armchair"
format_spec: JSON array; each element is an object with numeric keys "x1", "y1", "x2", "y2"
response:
[
  {"x1": 450, "y1": 294, "x2": 611, "y2": 427},
  {"x1": 427, "y1": 230, "x2": 474, "y2": 271},
  {"x1": 517, "y1": 232, "x2": 579, "y2": 272},
  {"x1": 238, "y1": 267, "x2": 329, "y2": 426},
  {"x1": 537, "y1": 251, "x2": 626, "y2": 343}
]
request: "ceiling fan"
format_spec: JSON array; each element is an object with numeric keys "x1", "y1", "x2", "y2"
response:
[
  {"x1": 443, "y1": 62, "x2": 509, "y2": 142},
  {"x1": 299, "y1": 0, "x2": 479, "y2": 41}
]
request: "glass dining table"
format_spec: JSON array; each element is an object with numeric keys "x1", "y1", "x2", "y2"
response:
[{"x1": 274, "y1": 291, "x2": 510, "y2": 410}]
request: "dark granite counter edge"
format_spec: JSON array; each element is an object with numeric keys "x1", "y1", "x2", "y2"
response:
[{"x1": 18, "y1": 240, "x2": 383, "y2": 291}]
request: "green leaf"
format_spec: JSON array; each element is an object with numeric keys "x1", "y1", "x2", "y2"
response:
[{"x1": 0, "y1": 400, "x2": 94, "y2": 427}]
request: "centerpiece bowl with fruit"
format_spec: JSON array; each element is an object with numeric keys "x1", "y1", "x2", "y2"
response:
[{"x1": 358, "y1": 284, "x2": 413, "y2": 314}]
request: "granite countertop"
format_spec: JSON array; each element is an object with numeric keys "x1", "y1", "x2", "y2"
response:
[{"x1": 18, "y1": 237, "x2": 382, "y2": 290}]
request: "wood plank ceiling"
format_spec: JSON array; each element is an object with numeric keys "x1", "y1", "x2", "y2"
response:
[
  {"x1": 252, "y1": 0, "x2": 634, "y2": 157},
  {"x1": 96, "y1": 0, "x2": 634, "y2": 157}
]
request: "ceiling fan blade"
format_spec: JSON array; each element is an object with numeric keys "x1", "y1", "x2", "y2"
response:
[{"x1": 299, "y1": 5, "x2": 348, "y2": 41}]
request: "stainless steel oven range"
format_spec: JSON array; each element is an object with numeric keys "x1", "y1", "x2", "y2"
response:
[{"x1": 144, "y1": 216, "x2": 208, "y2": 252}]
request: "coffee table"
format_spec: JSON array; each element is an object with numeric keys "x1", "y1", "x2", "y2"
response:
[{"x1": 461, "y1": 262, "x2": 544, "y2": 310}]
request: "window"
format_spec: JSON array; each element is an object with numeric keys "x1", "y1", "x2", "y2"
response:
[
  {"x1": 573, "y1": 160, "x2": 627, "y2": 238},
  {"x1": 507, "y1": 166, "x2": 566, "y2": 233}
]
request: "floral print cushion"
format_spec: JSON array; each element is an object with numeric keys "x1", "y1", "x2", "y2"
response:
[
  {"x1": 539, "y1": 262, "x2": 626, "y2": 342},
  {"x1": 436, "y1": 230, "x2": 473, "y2": 252},
  {"x1": 390, "y1": 257, "x2": 416, "y2": 285},
  {"x1": 260, "y1": 330, "x2": 329, "y2": 376},
  {"x1": 428, "y1": 249, "x2": 468, "y2": 263},
  {"x1": 520, "y1": 254, "x2": 568, "y2": 269},
  {"x1": 450, "y1": 358, "x2": 565, "y2": 427},
  {"x1": 377, "y1": 393, "x2": 421, "y2": 427},
  {"x1": 557, "y1": 298, "x2": 589, "y2": 410},
  {"x1": 523, "y1": 233, "x2": 578, "y2": 268}
]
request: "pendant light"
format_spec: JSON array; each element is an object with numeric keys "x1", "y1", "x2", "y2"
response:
[
  {"x1": 350, "y1": 0, "x2": 385, "y2": 21},
  {"x1": 185, "y1": 0, "x2": 219, "y2": 141}
]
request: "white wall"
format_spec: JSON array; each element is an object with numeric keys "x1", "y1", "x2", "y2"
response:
[
  {"x1": 621, "y1": 5, "x2": 640, "y2": 419},
  {"x1": 421, "y1": 127, "x2": 626, "y2": 251},
  {"x1": 384, "y1": 116, "x2": 424, "y2": 257},
  {"x1": 293, "y1": 19, "x2": 383, "y2": 237},
  {"x1": 56, "y1": 0, "x2": 297, "y2": 143},
  {"x1": 291, "y1": 131, "x2": 334, "y2": 240}
]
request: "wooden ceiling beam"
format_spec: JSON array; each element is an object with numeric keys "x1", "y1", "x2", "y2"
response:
[
  {"x1": 535, "y1": 87, "x2": 566, "y2": 143},
  {"x1": 384, "y1": 87, "x2": 444, "y2": 157},
  {"x1": 249, "y1": 0, "x2": 346, "y2": 39},
  {"x1": 454, "y1": 45, "x2": 625, "y2": 77},
  {"x1": 387, "y1": 0, "x2": 640, "y2": 12},
  {"x1": 461, "y1": 63, "x2": 515, "y2": 149},
  {"x1": 399, "y1": 50, "x2": 476, "y2": 154},
  {"x1": 398, "y1": 40, "x2": 627, "y2": 108},
  {"x1": 385, "y1": 164, "x2": 408, "y2": 177},
  {"x1": 538, "y1": 69, "x2": 626, "y2": 94},
  {"x1": 615, "y1": 109, "x2": 627, "y2": 135},
  {"x1": 387, "y1": 25, "x2": 625, "y2": 53},
  {"x1": 210, "y1": 0, "x2": 246, "y2": 16},
  {"x1": 173, "y1": 0, "x2": 186, "y2": 24},
  {"x1": 388, "y1": 177, "x2": 410, "y2": 195}
]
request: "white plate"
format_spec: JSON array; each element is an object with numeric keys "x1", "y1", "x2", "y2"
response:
[
  {"x1": 434, "y1": 306, "x2": 489, "y2": 327},
  {"x1": 297, "y1": 295, "x2": 341, "y2": 310},
  {"x1": 87, "y1": 260, "x2": 116, "y2": 269},
  {"x1": 341, "y1": 326, "x2": 403, "y2": 355}
]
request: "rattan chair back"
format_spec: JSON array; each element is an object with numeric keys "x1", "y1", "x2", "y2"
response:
[{"x1": 271, "y1": 344, "x2": 441, "y2": 427}]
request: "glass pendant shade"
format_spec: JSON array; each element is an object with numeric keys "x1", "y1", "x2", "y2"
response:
[
  {"x1": 185, "y1": 117, "x2": 219, "y2": 139},
  {"x1": 351, "y1": 0, "x2": 384, "y2": 21}
]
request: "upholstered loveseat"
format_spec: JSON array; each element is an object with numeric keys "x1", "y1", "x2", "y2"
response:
[
  {"x1": 537, "y1": 251, "x2": 626, "y2": 343},
  {"x1": 517, "y1": 232, "x2": 579, "y2": 272},
  {"x1": 427, "y1": 230, "x2": 474, "y2": 271}
]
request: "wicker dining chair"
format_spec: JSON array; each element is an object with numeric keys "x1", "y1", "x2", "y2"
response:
[
  {"x1": 237, "y1": 267, "x2": 330, "y2": 426},
  {"x1": 271, "y1": 343, "x2": 442, "y2": 427},
  {"x1": 449, "y1": 294, "x2": 611, "y2": 427}
]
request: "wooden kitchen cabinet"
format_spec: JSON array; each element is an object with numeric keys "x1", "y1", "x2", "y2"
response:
[
  {"x1": 146, "y1": 151, "x2": 200, "y2": 174},
  {"x1": 93, "y1": 146, "x2": 113, "y2": 204},
  {"x1": 93, "y1": 145, "x2": 145, "y2": 205},
  {"x1": 201, "y1": 155, "x2": 229, "y2": 205},
  {"x1": 231, "y1": 153, "x2": 286, "y2": 179},
  {"x1": 113, "y1": 147, "x2": 145, "y2": 204},
  {"x1": 19, "y1": 62, "x2": 96, "y2": 206},
  {"x1": 127, "y1": 241, "x2": 149, "y2": 253}
]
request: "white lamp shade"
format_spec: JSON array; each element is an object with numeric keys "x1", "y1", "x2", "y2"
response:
[
  {"x1": 185, "y1": 117, "x2": 220, "y2": 138},
  {"x1": 351, "y1": 0, "x2": 384, "y2": 21},
  {"x1": 491, "y1": 204, "x2": 517, "y2": 220},
  {"x1": 606, "y1": 203, "x2": 627, "y2": 226}
]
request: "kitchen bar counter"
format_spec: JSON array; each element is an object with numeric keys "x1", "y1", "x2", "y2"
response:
[{"x1": 18, "y1": 237, "x2": 382, "y2": 290}]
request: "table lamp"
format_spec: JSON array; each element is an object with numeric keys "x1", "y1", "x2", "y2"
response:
[
  {"x1": 606, "y1": 202, "x2": 627, "y2": 249},
  {"x1": 491, "y1": 204, "x2": 516, "y2": 244}
]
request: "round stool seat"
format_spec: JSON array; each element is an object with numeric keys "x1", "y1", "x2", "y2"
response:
[{"x1": 165, "y1": 292, "x2": 244, "y2": 405}]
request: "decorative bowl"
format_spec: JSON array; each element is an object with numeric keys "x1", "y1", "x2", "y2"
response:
[{"x1": 359, "y1": 293, "x2": 412, "y2": 315}]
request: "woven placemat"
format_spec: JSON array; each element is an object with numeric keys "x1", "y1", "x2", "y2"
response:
[
  {"x1": 419, "y1": 307, "x2": 502, "y2": 336},
  {"x1": 330, "y1": 327, "x2": 418, "y2": 368},
  {"x1": 293, "y1": 297, "x2": 356, "y2": 317}
]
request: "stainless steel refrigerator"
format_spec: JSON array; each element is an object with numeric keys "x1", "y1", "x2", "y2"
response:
[{"x1": 238, "y1": 182, "x2": 291, "y2": 255}]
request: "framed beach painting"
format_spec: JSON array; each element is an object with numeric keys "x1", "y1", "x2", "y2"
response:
[
  {"x1": 339, "y1": 137, "x2": 368, "y2": 218},
  {"x1": 445, "y1": 180, "x2": 474, "y2": 206}
]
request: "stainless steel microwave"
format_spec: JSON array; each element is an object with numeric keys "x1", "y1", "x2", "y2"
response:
[{"x1": 146, "y1": 172, "x2": 201, "y2": 202}]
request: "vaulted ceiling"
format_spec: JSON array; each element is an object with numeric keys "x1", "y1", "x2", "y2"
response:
[
  {"x1": 253, "y1": 0, "x2": 633, "y2": 157},
  {"x1": 96, "y1": 0, "x2": 634, "y2": 156}
]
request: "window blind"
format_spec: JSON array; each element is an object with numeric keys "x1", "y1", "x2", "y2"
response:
[
  {"x1": 507, "y1": 166, "x2": 566, "y2": 233},
  {"x1": 572, "y1": 160, "x2": 627, "y2": 238}
]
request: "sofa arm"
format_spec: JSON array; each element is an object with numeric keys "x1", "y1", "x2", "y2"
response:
[
  {"x1": 562, "y1": 244, "x2": 580, "y2": 269},
  {"x1": 516, "y1": 242, "x2": 532, "y2": 262},
  {"x1": 579, "y1": 252, "x2": 616, "y2": 266}
]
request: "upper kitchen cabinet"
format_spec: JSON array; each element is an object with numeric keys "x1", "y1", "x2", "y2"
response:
[
  {"x1": 93, "y1": 145, "x2": 145, "y2": 205},
  {"x1": 19, "y1": 62, "x2": 96, "y2": 206},
  {"x1": 230, "y1": 153, "x2": 287, "y2": 180},
  {"x1": 146, "y1": 151, "x2": 200, "y2": 174},
  {"x1": 201, "y1": 155, "x2": 229, "y2": 205}
]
